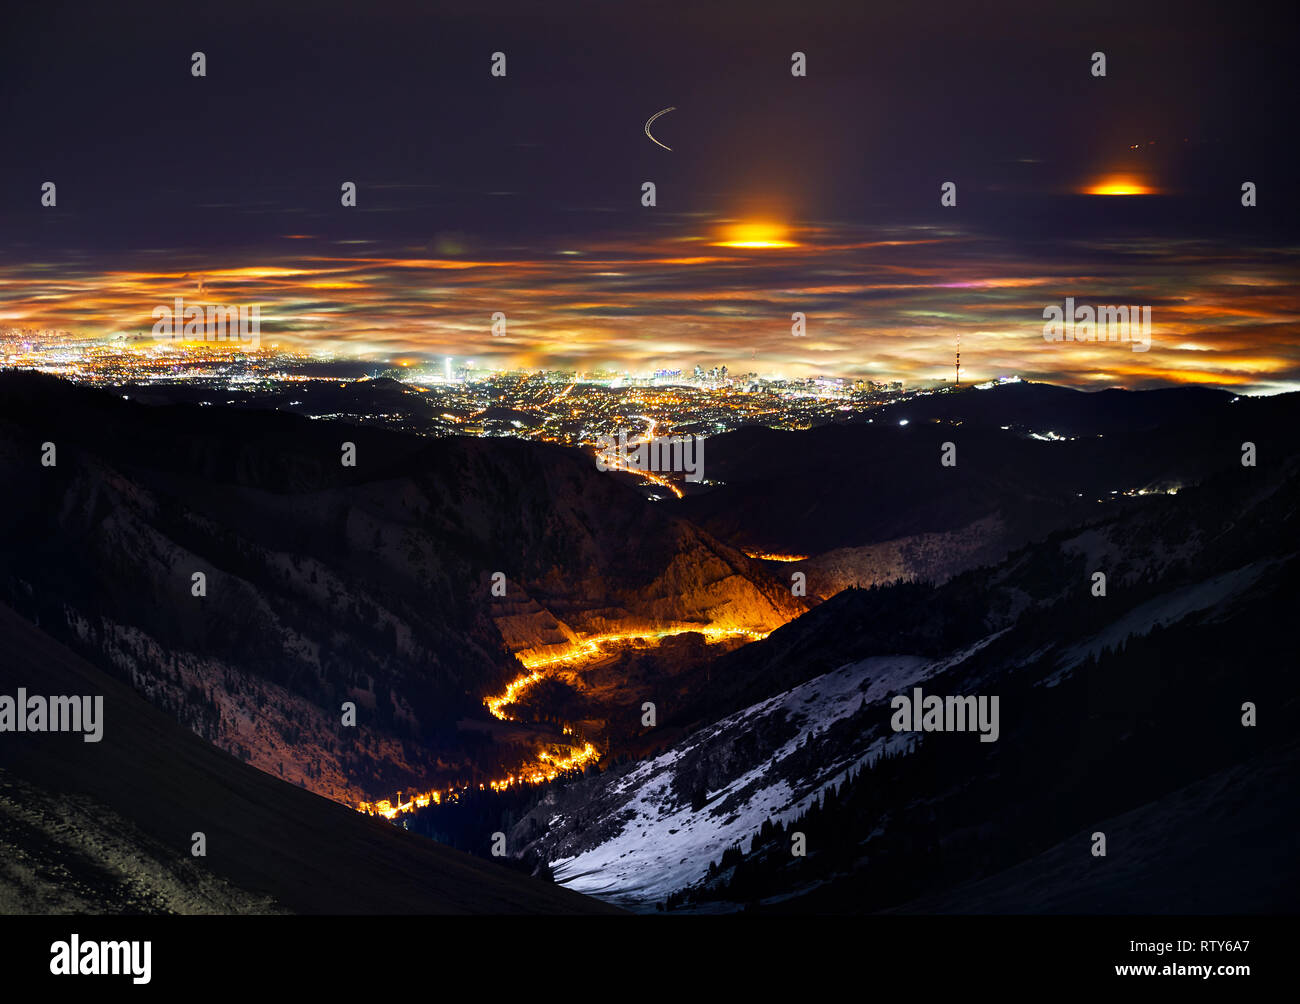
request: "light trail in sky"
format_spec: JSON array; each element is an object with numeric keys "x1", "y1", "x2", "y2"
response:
[{"x1": 644, "y1": 106, "x2": 676, "y2": 151}]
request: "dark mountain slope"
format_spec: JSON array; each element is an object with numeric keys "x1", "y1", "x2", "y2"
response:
[
  {"x1": 0, "y1": 601, "x2": 622, "y2": 915},
  {"x1": 673, "y1": 562, "x2": 1300, "y2": 913},
  {"x1": 670, "y1": 419, "x2": 1300, "y2": 731},
  {"x1": 872, "y1": 381, "x2": 1241, "y2": 436},
  {"x1": 511, "y1": 439, "x2": 1300, "y2": 911},
  {"x1": 680, "y1": 384, "x2": 1295, "y2": 589},
  {"x1": 0, "y1": 372, "x2": 802, "y2": 804}
]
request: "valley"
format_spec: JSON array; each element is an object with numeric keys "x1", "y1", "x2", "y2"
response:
[{"x1": 2, "y1": 372, "x2": 1297, "y2": 913}]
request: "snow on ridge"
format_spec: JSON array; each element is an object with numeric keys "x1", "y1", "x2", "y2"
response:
[
  {"x1": 1042, "y1": 559, "x2": 1281, "y2": 688},
  {"x1": 550, "y1": 635, "x2": 1008, "y2": 908}
]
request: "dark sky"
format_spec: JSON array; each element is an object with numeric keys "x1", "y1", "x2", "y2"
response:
[{"x1": 2, "y1": 0, "x2": 1294, "y2": 248}]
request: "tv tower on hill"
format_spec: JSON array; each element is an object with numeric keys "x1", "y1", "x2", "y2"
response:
[{"x1": 955, "y1": 331, "x2": 961, "y2": 386}]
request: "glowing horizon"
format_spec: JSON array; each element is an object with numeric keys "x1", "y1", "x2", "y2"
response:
[
  {"x1": 2, "y1": 216, "x2": 1298, "y2": 394},
  {"x1": 1083, "y1": 174, "x2": 1159, "y2": 196},
  {"x1": 714, "y1": 221, "x2": 799, "y2": 248}
]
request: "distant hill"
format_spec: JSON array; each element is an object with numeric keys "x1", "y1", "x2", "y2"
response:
[
  {"x1": 680, "y1": 382, "x2": 1298, "y2": 591},
  {"x1": 873, "y1": 381, "x2": 1243, "y2": 437}
]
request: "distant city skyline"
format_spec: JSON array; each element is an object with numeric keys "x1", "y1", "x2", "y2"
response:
[{"x1": 1, "y1": 326, "x2": 923, "y2": 388}]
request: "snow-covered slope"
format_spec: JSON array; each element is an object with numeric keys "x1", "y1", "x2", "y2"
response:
[
  {"x1": 519, "y1": 449, "x2": 1300, "y2": 911},
  {"x1": 523, "y1": 639, "x2": 1002, "y2": 908}
]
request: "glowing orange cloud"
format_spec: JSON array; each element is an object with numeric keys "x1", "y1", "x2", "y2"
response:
[
  {"x1": 2, "y1": 216, "x2": 1298, "y2": 393},
  {"x1": 1083, "y1": 174, "x2": 1158, "y2": 196},
  {"x1": 714, "y1": 222, "x2": 798, "y2": 248}
]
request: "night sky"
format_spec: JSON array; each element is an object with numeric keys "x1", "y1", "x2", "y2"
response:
[{"x1": 1, "y1": 0, "x2": 1297, "y2": 388}]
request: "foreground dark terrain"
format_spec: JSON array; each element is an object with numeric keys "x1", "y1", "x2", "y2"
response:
[
  {"x1": 2, "y1": 372, "x2": 1297, "y2": 914},
  {"x1": 0, "y1": 601, "x2": 620, "y2": 914}
]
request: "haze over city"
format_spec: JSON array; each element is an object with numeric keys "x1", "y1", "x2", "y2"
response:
[{"x1": 2, "y1": 0, "x2": 1295, "y2": 392}]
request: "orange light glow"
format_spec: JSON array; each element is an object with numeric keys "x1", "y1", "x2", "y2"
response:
[
  {"x1": 1082, "y1": 175, "x2": 1157, "y2": 196},
  {"x1": 356, "y1": 740, "x2": 604, "y2": 819},
  {"x1": 357, "y1": 621, "x2": 780, "y2": 817},
  {"x1": 714, "y1": 222, "x2": 798, "y2": 248}
]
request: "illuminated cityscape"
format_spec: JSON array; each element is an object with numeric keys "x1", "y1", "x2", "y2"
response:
[{"x1": 0, "y1": 327, "x2": 943, "y2": 452}]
